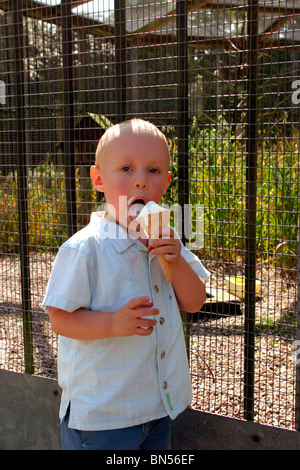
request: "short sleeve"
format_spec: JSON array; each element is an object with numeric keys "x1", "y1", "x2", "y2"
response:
[
  {"x1": 42, "y1": 245, "x2": 91, "y2": 313},
  {"x1": 180, "y1": 244, "x2": 210, "y2": 281}
]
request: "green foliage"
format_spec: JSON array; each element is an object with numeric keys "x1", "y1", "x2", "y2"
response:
[
  {"x1": 166, "y1": 117, "x2": 299, "y2": 268},
  {"x1": 0, "y1": 164, "x2": 97, "y2": 252}
]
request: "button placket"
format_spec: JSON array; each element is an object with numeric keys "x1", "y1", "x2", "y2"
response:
[
  {"x1": 150, "y1": 268, "x2": 171, "y2": 412},
  {"x1": 153, "y1": 282, "x2": 165, "y2": 326}
]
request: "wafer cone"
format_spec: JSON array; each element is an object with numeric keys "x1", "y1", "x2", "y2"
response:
[{"x1": 148, "y1": 213, "x2": 172, "y2": 283}]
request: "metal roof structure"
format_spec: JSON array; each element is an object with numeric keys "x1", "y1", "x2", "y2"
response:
[{"x1": 0, "y1": 0, "x2": 299, "y2": 47}]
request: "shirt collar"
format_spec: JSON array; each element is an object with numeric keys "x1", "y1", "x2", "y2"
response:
[{"x1": 90, "y1": 211, "x2": 146, "y2": 253}]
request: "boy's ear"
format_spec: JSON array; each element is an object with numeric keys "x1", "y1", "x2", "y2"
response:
[
  {"x1": 164, "y1": 171, "x2": 172, "y2": 190},
  {"x1": 90, "y1": 165, "x2": 104, "y2": 192}
]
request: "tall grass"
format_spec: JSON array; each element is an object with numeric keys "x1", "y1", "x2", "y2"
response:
[
  {"x1": 169, "y1": 119, "x2": 299, "y2": 267},
  {"x1": 188, "y1": 121, "x2": 246, "y2": 258},
  {"x1": 0, "y1": 164, "x2": 97, "y2": 252}
]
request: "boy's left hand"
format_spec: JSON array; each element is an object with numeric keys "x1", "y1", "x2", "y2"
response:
[{"x1": 147, "y1": 227, "x2": 181, "y2": 264}]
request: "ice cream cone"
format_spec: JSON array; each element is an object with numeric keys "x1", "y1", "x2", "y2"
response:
[{"x1": 140, "y1": 203, "x2": 172, "y2": 284}]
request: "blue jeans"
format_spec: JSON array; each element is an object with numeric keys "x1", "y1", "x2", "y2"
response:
[{"x1": 61, "y1": 406, "x2": 171, "y2": 450}]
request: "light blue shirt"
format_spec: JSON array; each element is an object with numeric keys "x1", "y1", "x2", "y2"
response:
[{"x1": 42, "y1": 212, "x2": 210, "y2": 431}]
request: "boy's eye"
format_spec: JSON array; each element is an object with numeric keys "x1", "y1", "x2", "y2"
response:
[
  {"x1": 121, "y1": 166, "x2": 131, "y2": 172},
  {"x1": 149, "y1": 168, "x2": 159, "y2": 174}
]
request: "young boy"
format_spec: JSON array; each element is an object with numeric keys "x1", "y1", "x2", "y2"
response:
[{"x1": 42, "y1": 119, "x2": 210, "y2": 450}]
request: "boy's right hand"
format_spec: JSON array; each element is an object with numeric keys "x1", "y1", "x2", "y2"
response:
[{"x1": 112, "y1": 296, "x2": 159, "y2": 337}]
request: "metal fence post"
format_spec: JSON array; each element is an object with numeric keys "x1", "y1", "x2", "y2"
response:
[
  {"x1": 177, "y1": 0, "x2": 190, "y2": 358},
  {"x1": 115, "y1": 0, "x2": 127, "y2": 122},
  {"x1": 13, "y1": 0, "x2": 34, "y2": 375},
  {"x1": 176, "y1": 0, "x2": 189, "y2": 245},
  {"x1": 61, "y1": 0, "x2": 77, "y2": 238},
  {"x1": 244, "y1": 0, "x2": 259, "y2": 421},
  {"x1": 296, "y1": 229, "x2": 300, "y2": 430},
  {"x1": 295, "y1": 106, "x2": 300, "y2": 430}
]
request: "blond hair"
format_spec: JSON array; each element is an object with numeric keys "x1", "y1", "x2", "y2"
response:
[{"x1": 95, "y1": 118, "x2": 169, "y2": 168}]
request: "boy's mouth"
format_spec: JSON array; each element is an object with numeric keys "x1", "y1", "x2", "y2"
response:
[{"x1": 128, "y1": 198, "x2": 146, "y2": 220}]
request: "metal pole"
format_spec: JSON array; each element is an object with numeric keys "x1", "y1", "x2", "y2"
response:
[
  {"x1": 115, "y1": 0, "x2": 127, "y2": 122},
  {"x1": 296, "y1": 217, "x2": 300, "y2": 430},
  {"x1": 13, "y1": 0, "x2": 34, "y2": 374},
  {"x1": 61, "y1": 0, "x2": 77, "y2": 238},
  {"x1": 176, "y1": 0, "x2": 190, "y2": 357},
  {"x1": 295, "y1": 48, "x2": 300, "y2": 429},
  {"x1": 244, "y1": 0, "x2": 259, "y2": 421},
  {"x1": 176, "y1": 0, "x2": 189, "y2": 246}
]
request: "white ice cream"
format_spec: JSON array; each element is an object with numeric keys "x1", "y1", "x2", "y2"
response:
[{"x1": 136, "y1": 201, "x2": 170, "y2": 234}]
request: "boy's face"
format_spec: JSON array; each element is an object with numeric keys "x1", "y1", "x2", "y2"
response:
[{"x1": 90, "y1": 125, "x2": 172, "y2": 229}]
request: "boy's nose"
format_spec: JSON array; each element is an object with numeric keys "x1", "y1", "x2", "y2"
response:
[
  {"x1": 134, "y1": 181, "x2": 148, "y2": 189},
  {"x1": 133, "y1": 173, "x2": 148, "y2": 189}
]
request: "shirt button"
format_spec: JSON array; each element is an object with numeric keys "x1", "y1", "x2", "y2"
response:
[
  {"x1": 154, "y1": 285, "x2": 159, "y2": 293},
  {"x1": 161, "y1": 351, "x2": 165, "y2": 359},
  {"x1": 163, "y1": 381, "x2": 168, "y2": 389},
  {"x1": 159, "y1": 317, "x2": 165, "y2": 325}
]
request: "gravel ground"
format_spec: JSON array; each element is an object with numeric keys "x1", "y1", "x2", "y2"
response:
[
  {"x1": 0, "y1": 253, "x2": 297, "y2": 430},
  {"x1": 0, "y1": 253, "x2": 58, "y2": 377},
  {"x1": 190, "y1": 258, "x2": 297, "y2": 430}
]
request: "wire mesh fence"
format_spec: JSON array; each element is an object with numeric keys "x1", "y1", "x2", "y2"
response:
[{"x1": 0, "y1": 0, "x2": 300, "y2": 432}]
